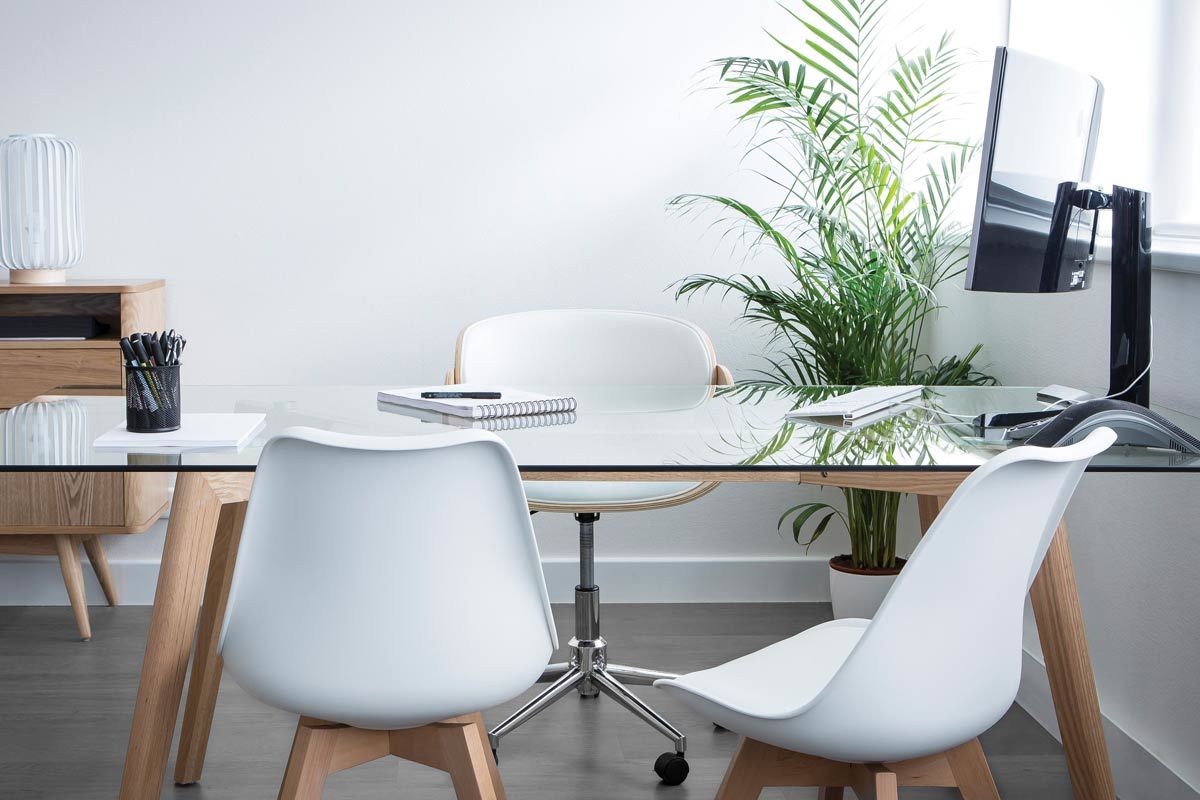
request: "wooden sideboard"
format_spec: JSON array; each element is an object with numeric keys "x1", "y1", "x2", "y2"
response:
[
  {"x1": 0, "y1": 278, "x2": 169, "y2": 639},
  {"x1": 0, "y1": 278, "x2": 165, "y2": 408}
]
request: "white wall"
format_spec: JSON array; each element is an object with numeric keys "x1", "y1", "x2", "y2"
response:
[
  {"x1": 0, "y1": 0, "x2": 1006, "y2": 570},
  {"x1": 3, "y1": 0, "x2": 772, "y2": 383},
  {"x1": 3, "y1": 0, "x2": 1197, "y2": 795},
  {"x1": 0, "y1": 0, "x2": 816, "y2": 570}
]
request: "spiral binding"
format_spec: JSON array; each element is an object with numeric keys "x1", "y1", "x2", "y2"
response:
[
  {"x1": 476, "y1": 397, "x2": 577, "y2": 419},
  {"x1": 472, "y1": 412, "x2": 577, "y2": 431}
]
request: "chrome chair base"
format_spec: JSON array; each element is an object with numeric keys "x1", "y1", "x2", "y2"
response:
[
  {"x1": 488, "y1": 634, "x2": 687, "y2": 754},
  {"x1": 488, "y1": 514, "x2": 689, "y2": 771}
]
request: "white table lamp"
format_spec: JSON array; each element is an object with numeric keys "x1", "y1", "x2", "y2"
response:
[{"x1": 0, "y1": 134, "x2": 82, "y2": 284}]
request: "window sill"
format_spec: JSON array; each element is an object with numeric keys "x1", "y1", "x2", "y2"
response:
[{"x1": 1095, "y1": 234, "x2": 1200, "y2": 275}]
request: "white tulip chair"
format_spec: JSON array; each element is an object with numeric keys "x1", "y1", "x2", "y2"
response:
[
  {"x1": 449, "y1": 309, "x2": 732, "y2": 784},
  {"x1": 218, "y1": 427, "x2": 557, "y2": 799},
  {"x1": 655, "y1": 428, "x2": 1116, "y2": 800}
]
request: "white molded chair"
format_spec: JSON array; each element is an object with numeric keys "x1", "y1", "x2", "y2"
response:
[
  {"x1": 449, "y1": 309, "x2": 732, "y2": 784},
  {"x1": 218, "y1": 427, "x2": 556, "y2": 800},
  {"x1": 655, "y1": 428, "x2": 1116, "y2": 800}
]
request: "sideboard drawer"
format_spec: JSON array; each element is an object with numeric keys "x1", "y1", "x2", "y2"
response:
[
  {"x1": 0, "y1": 472, "x2": 169, "y2": 532},
  {"x1": 0, "y1": 347, "x2": 120, "y2": 408}
]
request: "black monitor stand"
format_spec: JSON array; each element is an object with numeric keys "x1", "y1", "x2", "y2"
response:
[{"x1": 1049, "y1": 182, "x2": 1152, "y2": 407}]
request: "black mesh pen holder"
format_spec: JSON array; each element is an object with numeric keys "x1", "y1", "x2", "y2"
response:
[{"x1": 125, "y1": 364, "x2": 182, "y2": 433}]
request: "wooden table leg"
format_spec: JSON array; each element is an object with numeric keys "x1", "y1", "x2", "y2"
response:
[
  {"x1": 1030, "y1": 523, "x2": 1116, "y2": 800},
  {"x1": 119, "y1": 472, "x2": 252, "y2": 800},
  {"x1": 917, "y1": 496, "x2": 1115, "y2": 800},
  {"x1": 174, "y1": 498, "x2": 248, "y2": 784},
  {"x1": 916, "y1": 495, "x2": 947, "y2": 536}
]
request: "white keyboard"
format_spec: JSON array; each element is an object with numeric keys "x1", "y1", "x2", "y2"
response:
[{"x1": 786, "y1": 386, "x2": 923, "y2": 421}]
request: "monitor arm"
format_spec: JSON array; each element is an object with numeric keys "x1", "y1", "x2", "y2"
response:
[{"x1": 1048, "y1": 182, "x2": 1152, "y2": 407}]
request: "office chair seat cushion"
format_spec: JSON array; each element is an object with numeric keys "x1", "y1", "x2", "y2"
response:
[
  {"x1": 523, "y1": 480, "x2": 708, "y2": 509},
  {"x1": 655, "y1": 618, "x2": 868, "y2": 719}
]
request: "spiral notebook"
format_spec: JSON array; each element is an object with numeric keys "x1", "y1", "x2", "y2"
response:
[
  {"x1": 378, "y1": 402, "x2": 578, "y2": 431},
  {"x1": 377, "y1": 385, "x2": 577, "y2": 420}
]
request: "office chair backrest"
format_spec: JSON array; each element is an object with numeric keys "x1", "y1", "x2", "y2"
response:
[
  {"x1": 219, "y1": 427, "x2": 557, "y2": 730},
  {"x1": 454, "y1": 309, "x2": 717, "y2": 385},
  {"x1": 806, "y1": 428, "x2": 1114, "y2": 754}
]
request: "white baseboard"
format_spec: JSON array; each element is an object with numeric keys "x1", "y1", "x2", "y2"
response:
[
  {"x1": 0, "y1": 554, "x2": 832, "y2": 606},
  {"x1": 1017, "y1": 649, "x2": 1198, "y2": 800},
  {"x1": 0, "y1": 558, "x2": 162, "y2": 607},
  {"x1": 540, "y1": 556, "x2": 830, "y2": 603}
]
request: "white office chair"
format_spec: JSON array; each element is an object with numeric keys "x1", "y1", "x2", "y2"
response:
[
  {"x1": 448, "y1": 309, "x2": 732, "y2": 784},
  {"x1": 655, "y1": 428, "x2": 1116, "y2": 800},
  {"x1": 218, "y1": 427, "x2": 557, "y2": 800}
]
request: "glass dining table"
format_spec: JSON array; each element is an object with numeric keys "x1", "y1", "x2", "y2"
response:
[{"x1": 4, "y1": 383, "x2": 1196, "y2": 799}]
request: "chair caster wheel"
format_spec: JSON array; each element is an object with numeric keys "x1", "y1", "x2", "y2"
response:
[{"x1": 654, "y1": 752, "x2": 689, "y2": 785}]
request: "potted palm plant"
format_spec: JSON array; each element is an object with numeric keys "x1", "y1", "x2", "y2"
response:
[{"x1": 674, "y1": 0, "x2": 995, "y2": 617}]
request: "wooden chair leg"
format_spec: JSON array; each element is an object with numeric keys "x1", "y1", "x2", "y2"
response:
[
  {"x1": 705, "y1": 737, "x2": 985, "y2": 800},
  {"x1": 82, "y1": 535, "x2": 119, "y2": 606},
  {"x1": 273, "y1": 713, "x2": 505, "y2": 800},
  {"x1": 279, "y1": 719, "x2": 339, "y2": 800},
  {"x1": 944, "y1": 738, "x2": 1000, "y2": 800},
  {"x1": 850, "y1": 763, "x2": 898, "y2": 800},
  {"x1": 438, "y1": 713, "x2": 506, "y2": 800},
  {"x1": 54, "y1": 534, "x2": 91, "y2": 640},
  {"x1": 716, "y1": 737, "x2": 768, "y2": 800}
]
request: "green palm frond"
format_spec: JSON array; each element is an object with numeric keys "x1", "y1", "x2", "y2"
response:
[
  {"x1": 673, "y1": 0, "x2": 992, "y2": 390},
  {"x1": 671, "y1": 0, "x2": 997, "y2": 569}
]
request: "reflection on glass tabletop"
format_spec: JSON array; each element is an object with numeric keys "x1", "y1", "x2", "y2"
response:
[{"x1": 1, "y1": 385, "x2": 1198, "y2": 472}]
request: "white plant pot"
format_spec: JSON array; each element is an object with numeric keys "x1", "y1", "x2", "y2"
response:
[{"x1": 828, "y1": 557, "x2": 905, "y2": 620}]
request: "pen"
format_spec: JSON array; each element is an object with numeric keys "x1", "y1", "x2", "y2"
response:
[
  {"x1": 119, "y1": 338, "x2": 138, "y2": 366},
  {"x1": 421, "y1": 391, "x2": 502, "y2": 399},
  {"x1": 120, "y1": 336, "x2": 159, "y2": 411},
  {"x1": 130, "y1": 337, "x2": 152, "y2": 366},
  {"x1": 151, "y1": 333, "x2": 168, "y2": 367},
  {"x1": 139, "y1": 333, "x2": 157, "y2": 365}
]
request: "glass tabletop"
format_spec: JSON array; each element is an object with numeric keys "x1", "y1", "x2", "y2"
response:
[{"x1": 1, "y1": 385, "x2": 1198, "y2": 473}]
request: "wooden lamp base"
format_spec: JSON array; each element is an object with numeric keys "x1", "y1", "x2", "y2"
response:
[{"x1": 7, "y1": 268, "x2": 69, "y2": 284}]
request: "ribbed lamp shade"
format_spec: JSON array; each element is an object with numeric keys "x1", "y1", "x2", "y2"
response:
[
  {"x1": 0, "y1": 134, "x2": 82, "y2": 284},
  {"x1": 0, "y1": 399, "x2": 89, "y2": 466}
]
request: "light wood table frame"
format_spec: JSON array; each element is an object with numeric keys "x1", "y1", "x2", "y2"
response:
[{"x1": 116, "y1": 468, "x2": 1115, "y2": 800}]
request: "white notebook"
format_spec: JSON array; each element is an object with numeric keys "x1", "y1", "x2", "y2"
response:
[
  {"x1": 377, "y1": 384, "x2": 577, "y2": 419},
  {"x1": 787, "y1": 404, "x2": 909, "y2": 431},
  {"x1": 786, "y1": 385, "x2": 921, "y2": 422},
  {"x1": 94, "y1": 413, "x2": 266, "y2": 450}
]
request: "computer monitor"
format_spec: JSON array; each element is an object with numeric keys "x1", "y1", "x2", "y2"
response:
[
  {"x1": 965, "y1": 47, "x2": 1152, "y2": 408},
  {"x1": 966, "y1": 47, "x2": 1104, "y2": 293}
]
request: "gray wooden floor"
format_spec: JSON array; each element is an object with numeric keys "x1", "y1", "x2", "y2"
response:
[{"x1": 0, "y1": 603, "x2": 1075, "y2": 799}]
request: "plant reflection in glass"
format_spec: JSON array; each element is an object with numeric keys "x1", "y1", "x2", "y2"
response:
[{"x1": 718, "y1": 385, "x2": 976, "y2": 569}]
